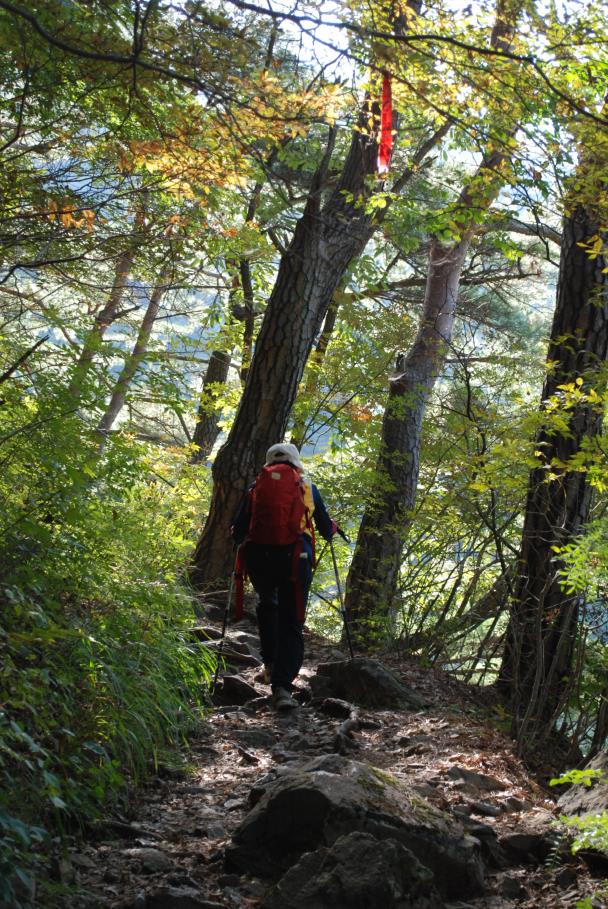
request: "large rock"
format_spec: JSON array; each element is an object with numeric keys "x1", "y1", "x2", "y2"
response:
[
  {"x1": 213, "y1": 674, "x2": 262, "y2": 706},
  {"x1": 310, "y1": 659, "x2": 428, "y2": 709},
  {"x1": 261, "y1": 832, "x2": 443, "y2": 909},
  {"x1": 226, "y1": 755, "x2": 484, "y2": 898},
  {"x1": 557, "y1": 750, "x2": 608, "y2": 817}
]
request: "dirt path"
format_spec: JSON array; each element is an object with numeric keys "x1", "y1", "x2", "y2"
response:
[{"x1": 65, "y1": 599, "x2": 602, "y2": 909}]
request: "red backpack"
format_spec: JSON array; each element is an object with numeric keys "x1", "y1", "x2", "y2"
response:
[{"x1": 248, "y1": 463, "x2": 307, "y2": 546}]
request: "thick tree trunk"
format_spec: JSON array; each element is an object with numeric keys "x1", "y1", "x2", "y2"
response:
[
  {"x1": 190, "y1": 3, "x2": 437, "y2": 585},
  {"x1": 190, "y1": 350, "x2": 232, "y2": 463},
  {"x1": 190, "y1": 188, "x2": 377, "y2": 582},
  {"x1": 96, "y1": 274, "x2": 168, "y2": 436},
  {"x1": 498, "y1": 205, "x2": 608, "y2": 750}
]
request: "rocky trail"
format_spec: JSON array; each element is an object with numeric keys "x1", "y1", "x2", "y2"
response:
[{"x1": 65, "y1": 595, "x2": 606, "y2": 909}]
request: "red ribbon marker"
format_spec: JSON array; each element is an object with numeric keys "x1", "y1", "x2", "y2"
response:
[{"x1": 377, "y1": 73, "x2": 393, "y2": 175}]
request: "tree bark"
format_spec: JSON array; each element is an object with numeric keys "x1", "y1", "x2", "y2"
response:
[
  {"x1": 68, "y1": 246, "x2": 136, "y2": 399},
  {"x1": 96, "y1": 273, "x2": 168, "y2": 436},
  {"x1": 344, "y1": 238, "x2": 468, "y2": 637},
  {"x1": 290, "y1": 290, "x2": 341, "y2": 450},
  {"x1": 342, "y1": 0, "x2": 522, "y2": 644},
  {"x1": 498, "y1": 205, "x2": 608, "y2": 751},
  {"x1": 344, "y1": 154, "x2": 516, "y2": 640},
  {"x1": 190, "y1": 4, "x2": 437, "y2": 585},
  {"x1": 238, "y1": 258, "x2": 255, "y2": 385},
  {"x1": 68, "y1": 203, "x2": 146, "y2": 399},
  {"x1": 190, "y1": 350, "x2": 232, "y2": 463}
]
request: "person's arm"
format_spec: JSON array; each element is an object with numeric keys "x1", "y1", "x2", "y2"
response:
[{"x1": 311, "y1": 483, "x2": 337, "y2": 542}]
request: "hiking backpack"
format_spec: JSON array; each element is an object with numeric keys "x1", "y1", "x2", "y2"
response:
[{"x1": 248, "y1": 463, "x2": 309, "y2": 546}]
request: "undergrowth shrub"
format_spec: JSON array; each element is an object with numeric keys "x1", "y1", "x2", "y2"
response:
[{"x1": 0, "y1": 383, "x2": 213, "y2": 905}]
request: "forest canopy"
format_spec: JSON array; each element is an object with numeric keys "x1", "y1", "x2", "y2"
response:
[{"x1": 1, "y1": 0, "x2": 607, "y2": 902}]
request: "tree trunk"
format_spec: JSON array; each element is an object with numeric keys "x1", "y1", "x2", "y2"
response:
[
  {"x1": 96, "y1": 273, "x2": 168, "y2": 436},
  {"x1": 190, "y1": 245, "x2": 257, "y2": 462},
  {"x1": 68, "y1": 246, "x2": 136, "y2": 399},
  {"x1": 290, "y1": 291, "x2": 341, "y2": 450},
  {"x1": 342, "y1": 0, "x2": 522, "y2": 644},
  {"x1": 343, "y1": 150, "x2": 515, "y2": 641},
  {"x1": 190, "y1": 193, "x2": 377, "y2": 582},
  {"x1": 190, "y1": 350, "x2": 232, "y2": 463},
  {"x1": 344, "y1": 237, "x2": 468, "y2": 638},
  {"x1": 239, "y1": 258, "x2": 255, "y2": 385},
  {"x1": 190, "y1": 4, "x2": 436, "y2": 585},
  {"x1": 498, "y1": 204, "x2": 608, "y2": 751},
  {"x1": 68, "y1": 203, "x2": 145, "y2": 399}
]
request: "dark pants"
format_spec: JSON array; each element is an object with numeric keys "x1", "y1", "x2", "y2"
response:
[{"x1": 244, "y1": 539, "x2": 312, "y2": 691}]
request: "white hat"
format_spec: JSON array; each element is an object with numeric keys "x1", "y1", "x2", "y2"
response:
[{"x1": 264, "y1": 443, "x2": 304, "y2": 470}]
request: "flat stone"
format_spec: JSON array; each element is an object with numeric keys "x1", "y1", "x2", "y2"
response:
[
  {"x1": 501, "y1": 796, "x2": 529, "y2": 813},
  {"x1": 499, "y1": 875, "x2": 527, "y2": 899},
  {"x1": 201, "y1": 601, "x2": 228, "y2": 622},
  {"x1": 224, "y1": 798, "x2": 246, "y2": 810},
  {"x1": 578, "y1": 848, "x2": 608, "y2": 876},
  {"x1": 124, "y1": 847, "x2": 173, "y2": 873},
  {"x1": 261, "y1": 832, "x2": 443, "y2": 909},
  {"x1": 317, "y1": 698, "x2": 354, "y2": 719},
  {"x1": 214, "y1": 675, "x2": 261, "y2": 706},
  {"x1": 460, "y1": 821, "x2": 508, "y2": 869},
  {"x1": 446, "y1": 767, "x2": 507, "y2": 793},
  {"x1": 328, "y1": 649, "x2": 347, "y2": 661},
  {"x1": 69, "y1": 852, "x2": 98, "y2": 871},
  {"x1": 497, "y1": 831, "x2": 559, "y2": 864},
  {"x1": 229, "y1": 630, "x2": 262, "y2": 655},
  {"x1": 218, "y1": 874, "x2": 242, "y2": 888},
  {"x1": 554, "y1": 867, "x2": 577, "y2": 889},
  {"x1": 235, "y1": 728, "x2": 277, "y2": 750},
  {"x1": 468, "y1": 801, "x2": 502, "y2": 818},
  {"x1": 358, "y1": 717, "x2": 383, "y2": 730},
  {"x1": 310, "y1": 658, "x2": 428, "y2": 709},
  {"x1": 453, "y1": 805, "x2": 473, "y2": 819}
]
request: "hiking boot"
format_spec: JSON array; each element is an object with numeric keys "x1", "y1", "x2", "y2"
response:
[{"x1": 272, "y1": 687, "x2": 299, "y2": 711}]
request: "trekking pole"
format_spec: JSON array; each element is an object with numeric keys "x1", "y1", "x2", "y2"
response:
[
  {"x1": 211, "y1": 557, "x2": 237, "y2": 692},
  {"x1": 330, "y1": 538, "x2": 355, "y2": 660},
  {"x1": 310, "y1": 540, "x2": 329, "y2": 586}
]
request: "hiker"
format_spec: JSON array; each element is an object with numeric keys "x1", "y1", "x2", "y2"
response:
[{"x1": 232, "y1": 443, "x2": 337, "y2": 710}]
